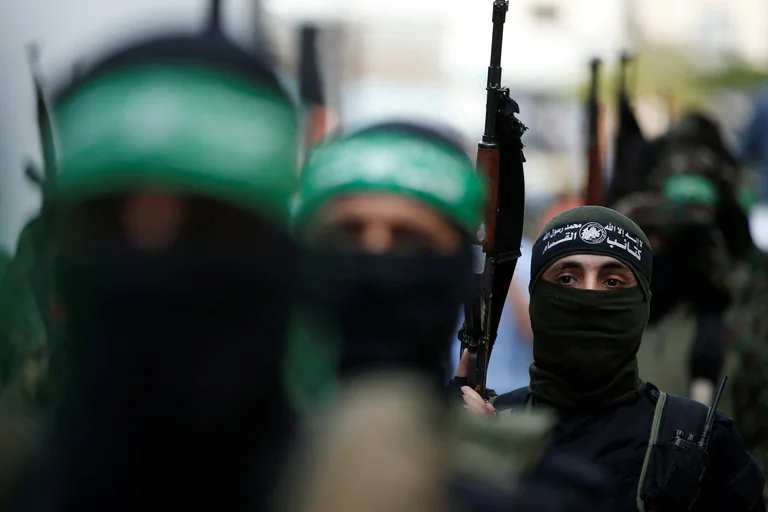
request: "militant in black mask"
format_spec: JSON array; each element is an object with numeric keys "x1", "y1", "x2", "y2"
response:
[
  {"x1": 43, "y1": 232, "x2": 300, "y2": 511},
  {"x1": 527, "y1": 206, "x2": 654, "y2": 410},
  {"x1": 302, "y1": 246, "x2": 474, "y2": 385}
]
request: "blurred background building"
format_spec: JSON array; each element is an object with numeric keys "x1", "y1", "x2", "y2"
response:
[{"x1": 2, "y1": 0, "x2": 768, "y2": 252}]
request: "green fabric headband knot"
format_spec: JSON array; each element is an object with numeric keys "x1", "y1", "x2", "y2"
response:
[{"x1": 294, "y1": 128, "x2": 486, "y2": 234}]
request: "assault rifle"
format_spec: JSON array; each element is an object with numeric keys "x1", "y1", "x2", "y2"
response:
[
  {"x1": 298, "y1": 24, "x2": 328, "y2": 150},
  {"x1": 585, "y1": 58, "x2": 603, "y2": 206},
  {"x1": 459, "y1": 0, "x2": 527, "y2": 399}
]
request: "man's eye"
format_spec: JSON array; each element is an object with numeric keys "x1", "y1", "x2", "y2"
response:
[
  {"x1": 557, "y1": 275, "x2": 575, "y2": 285},
  {"x1": 604, "y1": 278, "x2": 623, "y2": 287}
]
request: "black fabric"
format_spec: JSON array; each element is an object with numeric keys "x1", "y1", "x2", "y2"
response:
[
  {"x1": 689, "y1": 314, "x2": 730, "y2": 383},
  {"x1": 530, "y1": 206, "x2": 652, "y2": 295},
  {"x1": 492, "y1": 383, "x2": 766, "y2": 512},
  {"x1": 647, "y1": 222, "x2": 732, "y2": 325},
  {"x1": 299, "y1": 25, "x2": 324, "y2": 106},
  {"x1": 302, "y1": 246, "x2": 474, "y2": 385},
  {"x1": 528, "y1": 280, "x2": 647, "y2": 409},
  {"x1": 606, "y1": 87, "x2": 648, "y2": 207},
  {"x1": 512, "y1": 451, "x2": 616, "y2": 511},
  {"x1": 639, "y1": 392, "x2": 711, "y2": 510},
  {"x1": 490, "y1": 386, "x2": 529, "y2": 410},
  {"x1": 450, "y1": 451, "x2": 614, "y2": 511},
  {"x1": 647, "y1": 251, "x2": 684, "y2": 323},
  {"x1": 714, "y1": 185, "x2": 754, "y2": 261},
  {"x1": 18, "y1": 241, "x2": 300, "y2": 512}
]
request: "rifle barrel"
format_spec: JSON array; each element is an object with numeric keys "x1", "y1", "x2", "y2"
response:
[{"x1": 482, "y1": 0, "x2": 509, "y2": 142}]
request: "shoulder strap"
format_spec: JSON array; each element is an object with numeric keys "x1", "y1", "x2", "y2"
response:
[
  {"x1": 637, "y1": 392, "x2": 667, "y2": 512},
  {"x1": 490, "y1": 387, "x2": 530, "y2": 412},
  {"x1": 636, "y1": 393, "x2": 711, "y2": 512}
]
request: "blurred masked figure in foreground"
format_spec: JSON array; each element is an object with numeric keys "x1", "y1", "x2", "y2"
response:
[{"x1": 13, "y1": 28, "x2": 301, "y2": 512}]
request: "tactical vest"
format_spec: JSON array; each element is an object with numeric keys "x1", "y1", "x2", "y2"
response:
[{"x1": 491, "y1": 386, "x2": 711, "y2": 511}]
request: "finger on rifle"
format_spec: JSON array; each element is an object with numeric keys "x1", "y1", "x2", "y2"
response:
[
  {"x1": 460, "y1": 385, "x2": 483, "y2": 401},
  {"x1": 461, "y1": 387, "x2": 487, "y2": 410},
  {"x1": 454, "y1": 348, "x2": 470, "y2": 377}
]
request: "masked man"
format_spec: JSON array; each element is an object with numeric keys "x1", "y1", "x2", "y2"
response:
[
  {"x1": 288, "y1": 121, "x2": 611, "y2": 511},
  {"x1": 458, "y1": 206, "x2": 765, "y2": 512},
  {"x1": 293, "y1": 121, "x2": 484, "y2": 385},
  {"x1": 12, "y1": 30, "x2": 301, "y2": 512}
]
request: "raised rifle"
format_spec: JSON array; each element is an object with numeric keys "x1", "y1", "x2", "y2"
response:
[
  {"x1": 298, "y1": 24, "x2": 328, "y2": 151},
  {"x1": 25, "y1": 44, "x2": 58, "y2": 324},
  {"x1": 585, "y1": 58, "x2": 603, "y2": 206},
  {"x1": 459, "y1": 0, "x2": 527, "y2": 399},
  {"x1": 606, "y1": 52, "x2": 646, "y2": 207}
]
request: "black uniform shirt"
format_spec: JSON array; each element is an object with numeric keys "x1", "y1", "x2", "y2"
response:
[{"x1": 492, "y1": 383, "x2": 766, "y2": 512}]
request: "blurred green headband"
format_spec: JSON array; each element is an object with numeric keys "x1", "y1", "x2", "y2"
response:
[
  {"x1": 294, "y1": 128, "x2": 485, "y2": 234},
  {"x1": 663, "y1": 173, "x2": 719, "y2": 206},
  {"x1": 53, "y1": 64, "x2": 298, "y2": 229}
]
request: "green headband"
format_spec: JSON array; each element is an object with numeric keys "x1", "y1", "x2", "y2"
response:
[
  {"x1": 294, "y1": 129, "x2": 485, "y2": 234},
  {"x1": 663, "y1": 174, "x2": 719, "y2": 206},
  {"x1": 53, "y1": 64, "x2": 299, "y2": 229}
]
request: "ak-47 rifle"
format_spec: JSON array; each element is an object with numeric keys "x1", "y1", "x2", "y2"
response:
[
  {"x1": 606, "y1": 52, "x2": 646, "y2": 207},
  {"x1": 26, "y1": 44, "x2": 55, "y2": 189},
  {"x1": 585, "y1": 58, "x2": 603, "y2": 206},
  {"x1": 459, "y1": 0, "x2": 527, "y2": 399},
  {"x1": 298, "y1": 24, "x2": 328, "y2": 150},
  {"x1": 25, "y1": 44, "x2": 56, "y2": 281}
]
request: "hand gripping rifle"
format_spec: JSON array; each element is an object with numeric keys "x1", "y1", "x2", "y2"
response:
[{"x1": 459, "y1": 0, "x2": 527, "y2": 400}]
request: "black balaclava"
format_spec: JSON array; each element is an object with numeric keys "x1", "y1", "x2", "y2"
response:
[
  {"x1": 528, "y1": 206, "x2": 653, "y2": 409},
  {"x1": 299, "y1": 122, "x2": 477, "y2": 387},
  {"x1": 39, "y1": 198, "x2": 299, "y2": 512},
  {"x1": 302, "y1": 246, "x2": 474, "y2": 386},
  {"x1": 27, "y1": 33, "x2": 299, "y2": 512}
]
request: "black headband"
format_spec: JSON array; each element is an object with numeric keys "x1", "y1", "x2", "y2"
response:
[{"x1": 531, "y1": 219, "x2": 652, "y2": 288}]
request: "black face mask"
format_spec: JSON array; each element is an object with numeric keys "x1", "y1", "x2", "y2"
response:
[
  {"x1": 302, "y1": 247, "x2": 473, "y2": 385},
  {"x1": 528, "y1": 280, "x2": 649, "y2": 409},
  {"x1": 50, "y1": 242, "x2": 299, "y2": 509},
  {"x1": 649, "y1": 223, "x2": 731, "y2": 322},
  {"x1": 649, "y1": 253, "x2": 683, "y2": 323}
]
